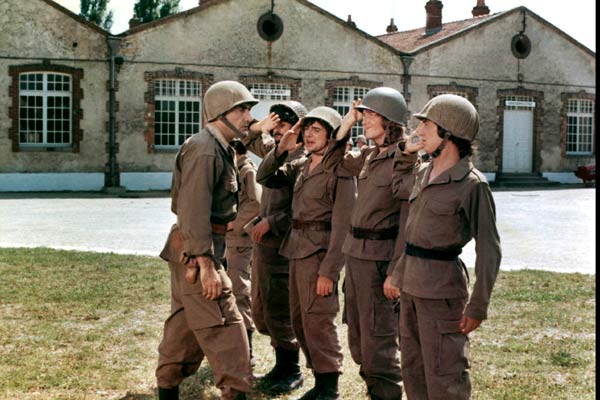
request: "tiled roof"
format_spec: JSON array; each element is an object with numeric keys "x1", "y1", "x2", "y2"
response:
[{"x1": 377, "y1": 12, "x2": 501, "y2": 54}]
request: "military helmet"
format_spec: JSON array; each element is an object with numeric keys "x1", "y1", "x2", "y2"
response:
[
  {"x1": 269, "y1": 101, "x2": 308, "y2": 125},
  {"x1": 356, "y1": 134, "x2": 367, "y2": 145},
  {"x1": 301, "y1": 106, "x2": 342, "y2": 133},
  {"x1": 202, "y1": 80, "x2": 259, "y2": 122},
  {"x1": 355, "y1": 87, "x2": 408, "y2": 125},
  {"x1": 414, "y1": 94, "x2": 480, "y2": 142}
]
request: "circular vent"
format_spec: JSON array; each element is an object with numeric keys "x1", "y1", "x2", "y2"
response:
[
  {"x1": 257, "y1": 12, "x2": 284, "y2": 42},
  {"x1": 511, "y1": 33, "x2": 531, "y2": 59}
]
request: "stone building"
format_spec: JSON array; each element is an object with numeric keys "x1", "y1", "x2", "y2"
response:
[{"x1": 0, "y1": 0, "x2": 595, "y2": 191}]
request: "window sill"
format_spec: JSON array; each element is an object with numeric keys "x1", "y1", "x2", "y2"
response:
[{"x1": 18, "y1": 146, "x2": 73, "y2": 153}]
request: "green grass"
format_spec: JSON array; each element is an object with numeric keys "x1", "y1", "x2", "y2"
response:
[{"x1": 0, "y1": 248, "x2": 595, "y2": 399}]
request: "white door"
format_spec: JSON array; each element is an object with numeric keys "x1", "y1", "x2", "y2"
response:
[{"x1": 502, "y1": 109, "x2": 533, "y2": 173}]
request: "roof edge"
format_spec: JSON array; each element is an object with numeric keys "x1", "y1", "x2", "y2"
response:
[{"x1": 43, "y1": 0, "x2": 109, "y2": 36}]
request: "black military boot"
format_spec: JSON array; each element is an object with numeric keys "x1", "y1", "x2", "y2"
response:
[
  {"x1": 247, "y1": 330, "x2": 255, "y2": 368},
  {"x1": 269, "y1": 348, "x2": 304, "y2": 394},
  {"x1": 291, "y1": 373, "x2": 324, "y2": 400},
  {"x1": 315, "y1": 372, "x2": 340, "y2": 400},
  {"x1": 158, "y1": 386, "x2": 179, "y2": 400}
]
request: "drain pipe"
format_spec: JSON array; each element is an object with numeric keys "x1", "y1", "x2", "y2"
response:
[
  {"x1": 400, "y1": 55, "x2": 414, "y2": 103},
  {"x1": 104, "y1": 36, "x2": 124, "y2": 193}
]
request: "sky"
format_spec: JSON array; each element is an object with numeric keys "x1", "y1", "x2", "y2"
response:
[{"x1": 55, "y1": 0, "x2": 595, "y2": 52}]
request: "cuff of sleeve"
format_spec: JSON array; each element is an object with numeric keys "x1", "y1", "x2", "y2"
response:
[
  {"x1": 184, "y1": 240, "x2": 214, "y2": 258},
  {"x1": 464, "y1": 304, "x2": 488, "y2": 321}
]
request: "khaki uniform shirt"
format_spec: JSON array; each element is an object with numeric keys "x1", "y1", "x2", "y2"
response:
[
  {"x1": 242, "y1": 128, "x2": 306, "y2": 248},
  {"x1": 333, "y1": 144, "x2": 413, "y2": 272},
  {"x1": 168, "y1": 125, "x2": 238, "y2": 259},
  {"x1": 225, "y1": 154, "x2": 261, "y2": 248},
  {"x1": 256, "y1": 144, "x2": 356, "y2": 281},
  {"x1": 392, "y1": 151, "x2": 501, "y2": 320}
]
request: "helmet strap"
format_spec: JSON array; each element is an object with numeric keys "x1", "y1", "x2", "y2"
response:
[
  {"x1": 219, "y1": 114, "x2": 244, "y2": 139},
  {"x1": 430, "y1": 133, "x2": 449, "y2": 158}
]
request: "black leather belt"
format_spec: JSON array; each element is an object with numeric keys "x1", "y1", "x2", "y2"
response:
[
  {"x1": 405, "y1": 242, "x2": 462, "y2": 261},
  {"x1": 351, "y1": 226, "x2": 398, "y2": 240},
  {"x1": 292, "y1": 219, "x2": 331, "y2": 231}
]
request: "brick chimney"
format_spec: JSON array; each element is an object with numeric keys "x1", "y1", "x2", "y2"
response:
[
  {"x1": 386, "y1": 18, "x2": 398, "y2": 33},
  {"x1": 425, "y1": 0, "x2": 443, "y2": 35},
  {"x1": 472, "y1": 0, "x2": 490, "y2": 17},
  {"x1": 129, "y1": 14, "x2": 141, "y2": 29}
]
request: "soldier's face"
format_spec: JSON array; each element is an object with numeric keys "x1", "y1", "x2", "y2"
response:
[
  {"x1": 303, "y1": 120, "x2": 328, "y2": 155},
  {"x1": 225, "y1": 104, "x2": 253, "y2": 136},
  {"x1": 417, "y1": 119, "x2": 442, "y2": 153},
  {"x1": 362, "y1": 109, "x2": 386, "y2": 145},
  {"x1": 273, "y1": 121, "x2": 293, "y2": 143}
]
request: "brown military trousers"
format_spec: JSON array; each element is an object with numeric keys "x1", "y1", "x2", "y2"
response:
[
  {"x1": 225, "y1": 245, "x2": 255, "y2": 332},
  {"x1": 251, "y1": 242, "x2": 299, "y2": 350},
  {"x1": 156, "y1": 235, "x2": 252, "y2": 397},
  {"x1": 399, "y1": 293, "x2": 471, "y2": 400},
  {"x1": 289, "y1": 250, "x2": 343, "y2": 373},
  {"x1": 344, "y1": 256, "x2": 403, "y2": 399}
]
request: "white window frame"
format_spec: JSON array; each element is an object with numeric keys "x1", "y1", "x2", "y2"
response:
[
  {"x1": 154, "y1": 79, "x2": 202, "y2": 149},
  {"x1": 332, "y1": 86, "x2": 369, "y2": 141},
  {"x1": 18, "y1": 72, "x2": 72, "y2": 148},
  {"x1": 566, "y1": 99, "x2": 594, "y2": 155}
]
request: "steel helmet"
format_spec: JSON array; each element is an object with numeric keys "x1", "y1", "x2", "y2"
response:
[
  {"x1": 202, "y1": 80, "x2": 259, "y2": 122},
  {"x1": 269, "y1": 101, "x2": 308, "y2": 125},
  {"x1": 301, "y1": 106, "x2": 342, "y2": 133},
  {"x1": 355, "y1": 87, "x2": 408, "y2": 125},
  {"x1": 356, "y1": 134, "x2": 367, "y2": 145},
  {"x1": 414, "y1": 94, "x2": 480, "y2": 142}
]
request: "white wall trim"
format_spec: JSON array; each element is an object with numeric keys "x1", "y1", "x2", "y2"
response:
[
  {"x1": 120, "y1": 172, "x2": 172, "y2": 191},
  {"x1": 0, "y1": 173, "x2": 105, "y2": 192},
  {"x1": 542, "y1": 172, "x2": 583, "y2": 184}
]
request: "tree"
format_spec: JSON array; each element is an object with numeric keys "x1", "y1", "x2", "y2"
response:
[
  {"x1": 133, "y1": 0, "x2": 181, "y2": 24},
  {"x1": 80, "y1": 0, "x2": 114, "y2": 31}
]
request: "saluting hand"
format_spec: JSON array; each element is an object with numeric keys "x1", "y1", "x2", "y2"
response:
[
  {"x1": 316, "y1": 276, "x2": 334, "y2": 297},
  {"x1": 336, "y1": 99, "x2": 363, "y2": 141},
  {"x1": 255, "y1": 112, "x2": 281, "y2": 134},
  {"x1": 276, "y1": 120, "x2": 303, "y2": 156},
  {"x1": 196, "y1": 256, "x2": 223, "y2": 300}
]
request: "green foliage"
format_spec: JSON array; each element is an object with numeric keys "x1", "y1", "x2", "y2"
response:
[
  {"x1": 133, "y1": 0, "x2": 181, "y2": 24},
  {"x1": 80, "y1": 0, "x2": 114, "y2": 31}
]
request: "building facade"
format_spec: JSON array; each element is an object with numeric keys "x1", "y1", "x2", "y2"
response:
[{"x1": 0, "y1": 0, "x2": 595, "y2": 191}]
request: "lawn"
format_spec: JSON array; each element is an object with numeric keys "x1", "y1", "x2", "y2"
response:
[{"x1": 0, "y1": 248, "x2": 595, "y2": 399}]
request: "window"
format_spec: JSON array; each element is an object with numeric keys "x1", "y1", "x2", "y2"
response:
[
  {"x1": 432, "y1": 90, "x2": 468, "y2": 99},
  {"x1": 154, "y1": 79, "x2": 201, "y2": 148},
  {"x1": 18, "y1": 72, "x2": 72, "y2": 147},
  {"x1": 332, "y1": 86, "x2": 369, "y2": 140},
  {"x1": 566, "y1": 99, "x2": 594, "y2": 155}
]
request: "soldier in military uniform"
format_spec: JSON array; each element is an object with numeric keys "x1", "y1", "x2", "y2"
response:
[
  {"x1": 243, "y1": 101, "x2": 308, "y2": 395},
  {"x1": 257, "y1": 107, "x2": 356, "y2": 400},
  {"x1": 389, "y1": 94, "x2": 502, "y2": 400},
  {"x1": 329, "y1": 87, "x2": 412, "y2": 400},
  {"x1": 155, "y1": 81, "x2": 259, "y2": 400}
]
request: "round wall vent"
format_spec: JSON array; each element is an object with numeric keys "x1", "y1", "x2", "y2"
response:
[
  {"x1": 511, "y1": 33, "x2": 531, "y2": 59},
  {"x1": 257, "y1": 12, "x2": 284, "y2": 42}
]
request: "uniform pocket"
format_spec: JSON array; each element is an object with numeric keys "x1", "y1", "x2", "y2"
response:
[
  {"x1": 181, "y1": 269, "x2": 241, "y2": 330},
  {"x1": 306, "y1": 275, "x2": 340, "y2": 315},
  {"x1": 435, "y1": 319, "x2": 470, "y2": 375},
  {"x1": 371, "y1": 282, "x2": 399, "y2": 337}
]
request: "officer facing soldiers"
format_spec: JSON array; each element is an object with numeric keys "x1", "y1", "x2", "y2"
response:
[
  {"x1": 257, "y1": 107, "x2": 356, "y2": 400},
  {"x1": 243, "y1": 101, "x2": 308, "y2": 395},
  {"x1": 388, "y1": 94, "x2": 502, "y2": 400},
  {"x1": 225, "y1": 139, "x2": 261, "y2": 368},
  {"x1": 156, "y1": 81, "x2": 258, "y2": 400},
  {"x1": 327, "y1": 87, "x2": 412, "y2": 400}
]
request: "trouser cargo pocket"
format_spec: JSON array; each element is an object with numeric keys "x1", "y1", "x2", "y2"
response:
[{"x1": 435, "y1": 319, "x2": 470, "y2": 375}]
